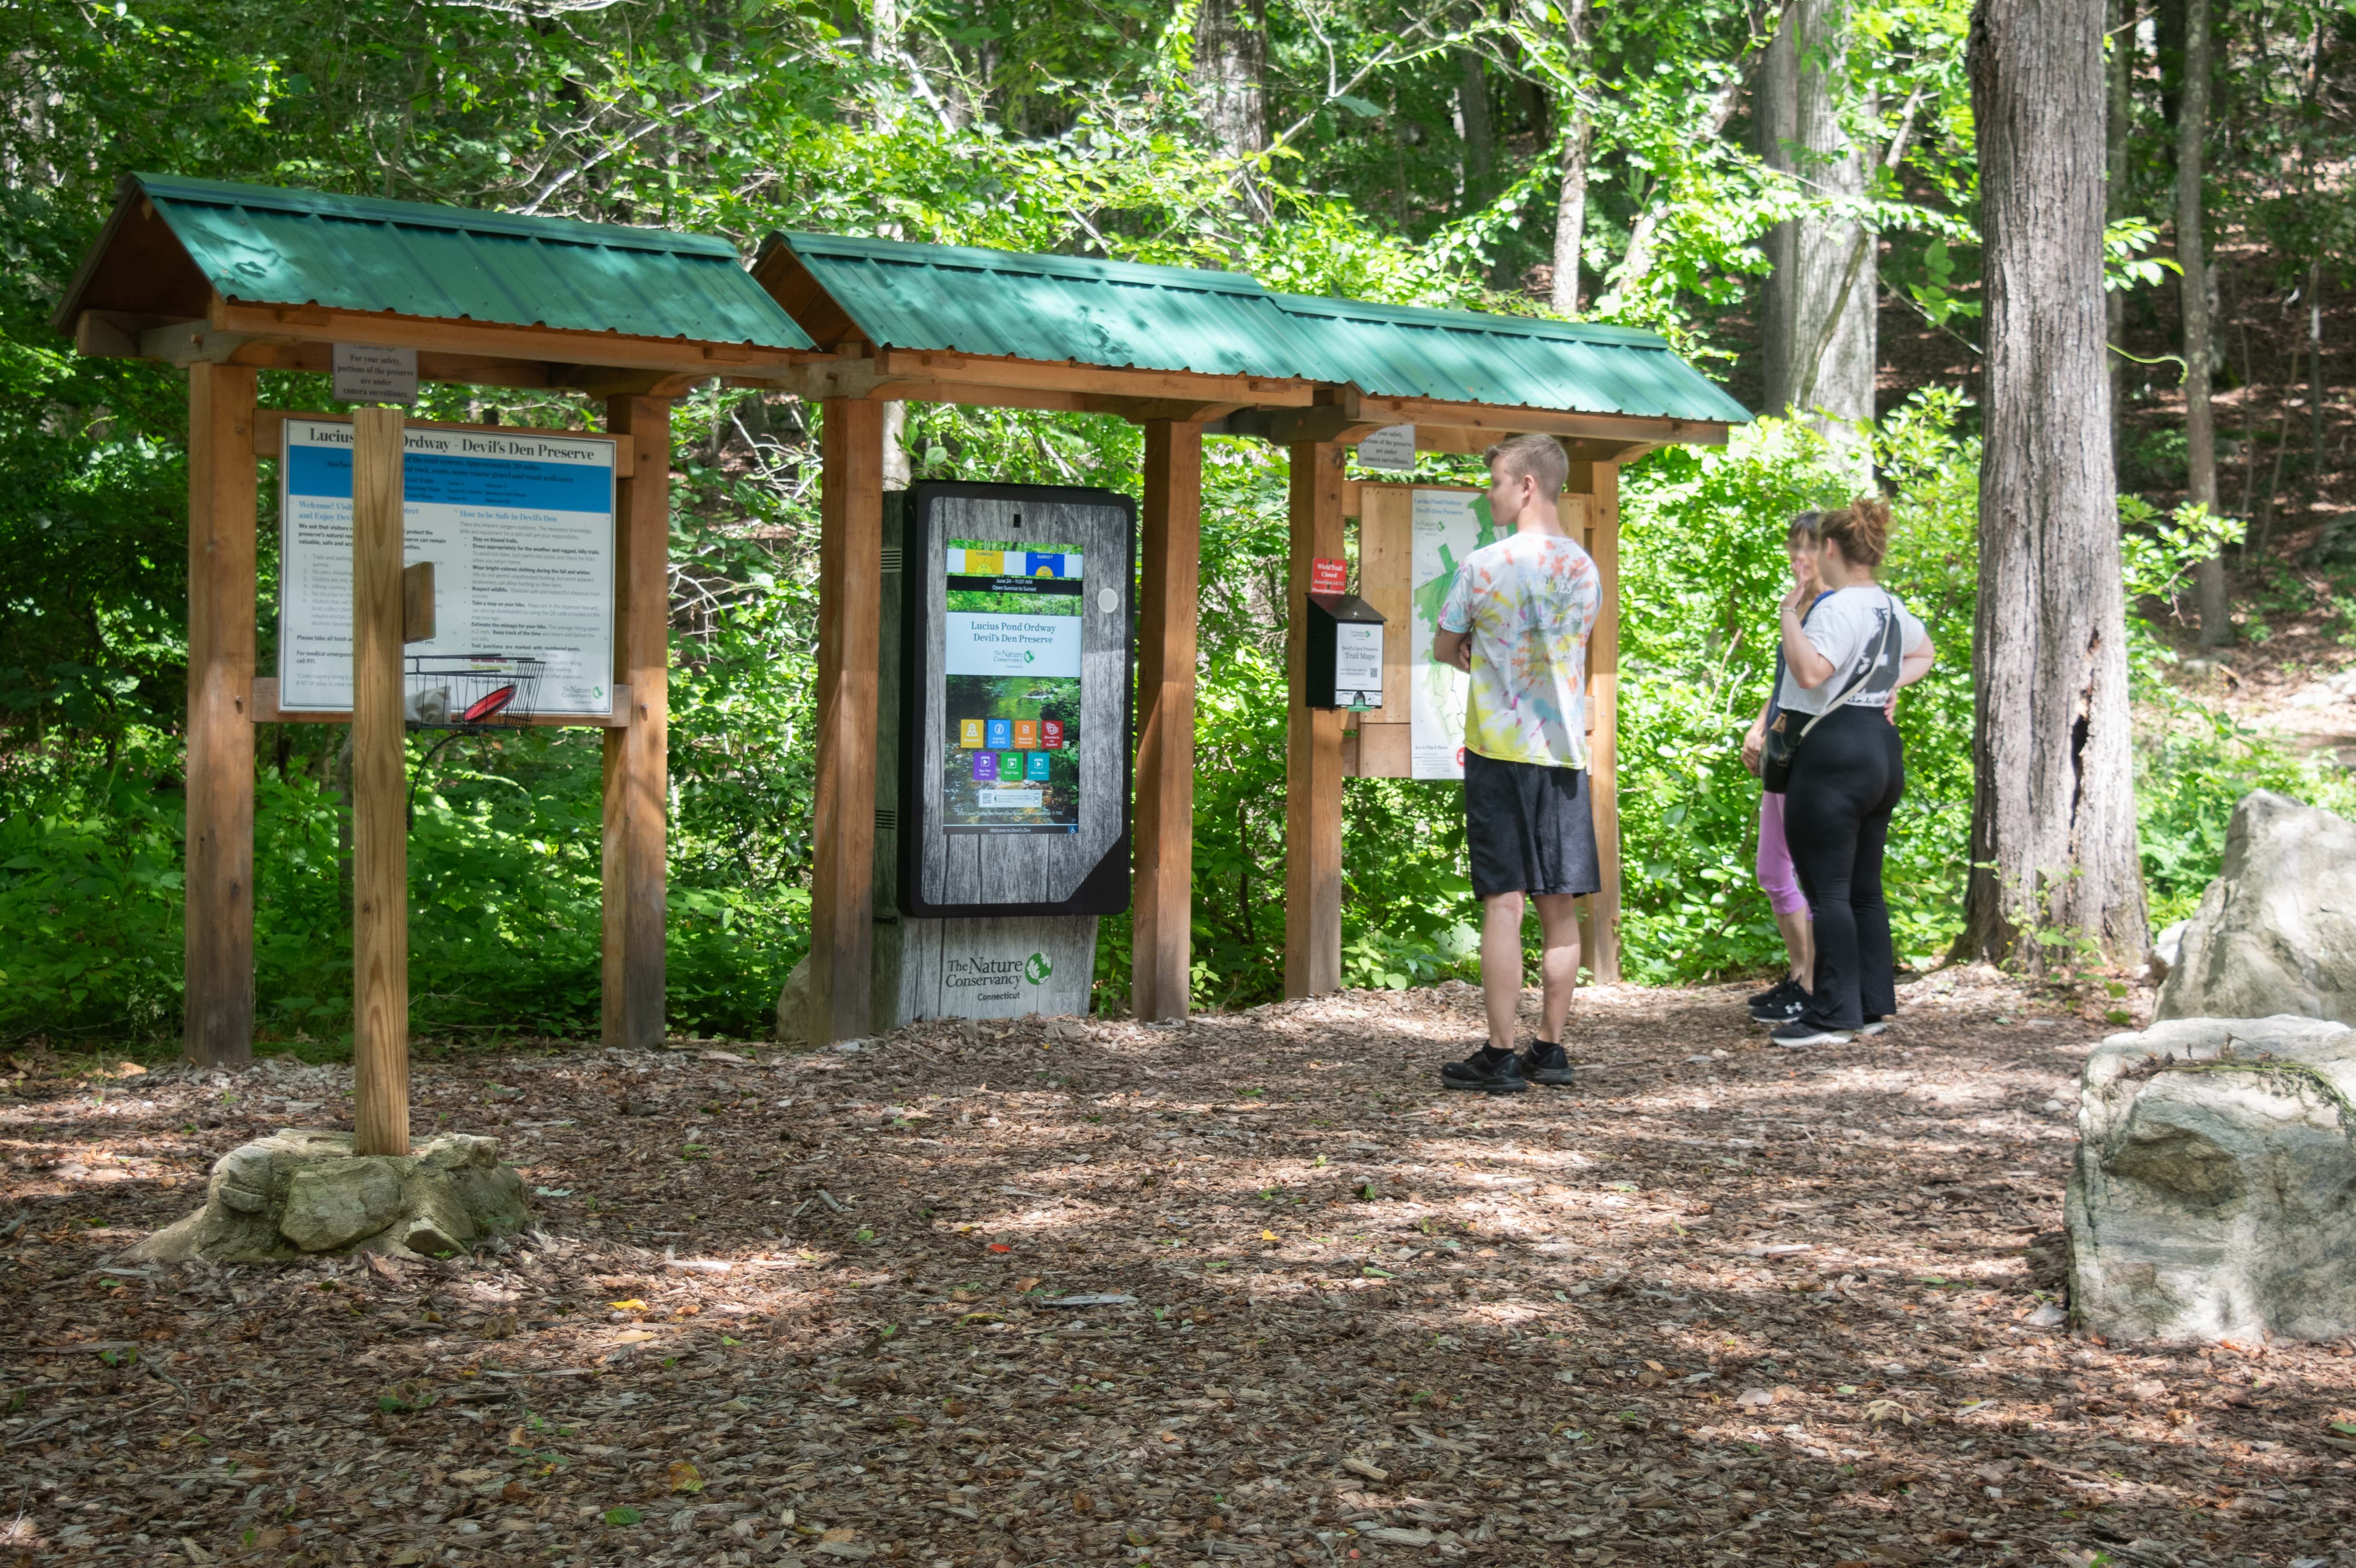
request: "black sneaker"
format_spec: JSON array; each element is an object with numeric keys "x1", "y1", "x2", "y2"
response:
[
  {"x1": 1520, "y1": 1041, "x2": 1575, "y2": 1086},
  {"x1": 1440, "y1": 1046, "x2": 1531, "y2": 1094},
  {"x1": 1749, "y1": 977, "x2": 1809, "y2": 1024},
  {"x1": 1770, "y1": 1018, "x2": 1853, "y2": 1049}
]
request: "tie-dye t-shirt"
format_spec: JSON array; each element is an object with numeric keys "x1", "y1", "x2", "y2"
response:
[{"x1": 1435, "y1": 530, "x2": 1602, "y2": 770}]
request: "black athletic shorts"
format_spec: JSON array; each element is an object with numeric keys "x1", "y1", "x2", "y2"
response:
[{"x1": 1463, "y1": 749, "x2": 1602, "y2": 900}]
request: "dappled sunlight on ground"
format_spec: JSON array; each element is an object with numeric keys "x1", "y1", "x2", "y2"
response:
[{"x1": 4, "y1": 972, "x2": 2353, "y2": 1566}]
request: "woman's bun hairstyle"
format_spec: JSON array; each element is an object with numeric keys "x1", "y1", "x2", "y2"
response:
[{"x1": 1817, "y1": 495, "x2": 1892, "y2": 568}]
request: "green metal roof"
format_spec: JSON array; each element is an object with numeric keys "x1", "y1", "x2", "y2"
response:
[
  {"x1": 1266, "y1": 293, "x2": 1754, "y2": 425},
  {"x1": 758, "y1": 230, "x2": 1748, "y2": 425},
  {"x1": 764, "y1": 231, "x2": 1321, "y2": 381},
  {"x1": 64, "y1": 174, "x2": 814, "y2": 349}
]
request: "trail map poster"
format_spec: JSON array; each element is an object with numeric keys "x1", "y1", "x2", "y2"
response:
[
  {"x1": 1407, "y1": 487, "x2": 1503, "y2": 780},
  {"x1": 941, "y1": 539, "x2": 1084, "y2": 835},
  {"x1": 277, "y1": 418, "x2": 618, "y2": 715}
]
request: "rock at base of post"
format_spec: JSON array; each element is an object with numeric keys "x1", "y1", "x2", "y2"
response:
[
  {"x1": 2067, "y1": 1014, "x2": 2356, "y2": 1343},
  {"x1": 126, "y1": 1128, "x2": 530, "y2": 1265}
]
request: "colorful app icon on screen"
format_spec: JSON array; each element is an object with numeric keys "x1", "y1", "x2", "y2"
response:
[
  {"x1": 1012, "y1": 719, "x2": 1039, "y2": 749},
  {"x1": 1026, "y1": 552, "x2": 1066, "y2": 578},
  {"x1": 962, "y1": 548, "x2": 1004, "y2": 577},
  {"x1": 1000, "y1": 752, "x2": 1024, "y2": 777},
  {"x1": 985, "y1": 718, "x2": 1013, "y2": 750},
  {"x1": 972, "y1": 752, "x2": 998, "y2": 782},
  {"x1": 1025, "y1": 751, "x2": 1051, "y2": 782},
  {"x1": 958, "y1": 718, "x2": 985, "y2": 749},
  {"x1": 1040, "y1": 718, "x2": 1065, "y2": 749}
]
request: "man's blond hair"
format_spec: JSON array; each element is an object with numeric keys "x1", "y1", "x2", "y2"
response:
[{"x1": 1483, "y1": 433, "x2": 1568, "y2": 499}]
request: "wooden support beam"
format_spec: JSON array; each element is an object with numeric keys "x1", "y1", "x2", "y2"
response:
[
  {"x1": 211, "y1": 299, "x2": 808, "y2": 382},
  {"x1": 1133, "y1": 421, "x2": 1203, "y2": 1023},
  {"x1": 603, "y1": 396, "x2": 673, "y2": 1050},
  {"x1": 183, "y1": 363, "x2": 259, "y2": 1069},
  {"x1": 1285, "y1": 441, "x2": 1347, "y2": 999},
  {"x1": 809, "y1": 398, "x2": 884, "y2": 1044},
  {"x1": 1573, "y1": 461, "x2": 1624, "y2": 984},
  {"x1": 349, "y1": 406, "x2": 410, "y2": 1157}
]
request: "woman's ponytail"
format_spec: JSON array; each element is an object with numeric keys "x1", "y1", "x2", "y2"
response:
[{"x1": 1818, "y1": 495, "x2": 1892, "y2": 568}]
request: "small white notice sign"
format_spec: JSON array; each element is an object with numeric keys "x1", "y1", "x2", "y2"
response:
[
  {"x1": 332, "y1": 343, "x2": 418, "y2": 406},
  {"x1": 1333, "y1": 620, "x2": 1384, "y2": 710},
  {"x1": 1355, "y1": 424, "x2": 1416, "y2": 472}
]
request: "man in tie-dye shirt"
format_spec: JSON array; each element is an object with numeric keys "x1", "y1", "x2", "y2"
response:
[{"x1": 1430, "y1": 434, "x2": 1602, "y2": 1095}]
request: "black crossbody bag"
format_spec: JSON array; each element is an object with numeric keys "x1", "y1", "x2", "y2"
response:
[{"x1": 1761, "y1": 592, "x2": 1896, "y2": 794}]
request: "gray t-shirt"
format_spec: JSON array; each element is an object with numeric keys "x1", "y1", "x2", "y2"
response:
[{"x1": 1776, "y1": 586, "x2": 1929, "y2": 716}]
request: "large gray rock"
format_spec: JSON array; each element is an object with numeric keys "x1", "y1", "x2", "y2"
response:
[
  {"x1": 2155, "y1": 790, "x2": 2356, "y2": 1025},
  {"x1": 2067, "y1": 1015, "x2": 2356, "y2": 1342},
  {"x1": 127, "y1": 1128, "x2": 529, "y2": 1265},
  {"x1": 774, "y1": 954, "x2": 810, "y2": 1046}
]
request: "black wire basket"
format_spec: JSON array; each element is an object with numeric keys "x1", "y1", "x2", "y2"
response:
[{"x1": 404, "y1": 654, "x2": 545, "y2": 732}]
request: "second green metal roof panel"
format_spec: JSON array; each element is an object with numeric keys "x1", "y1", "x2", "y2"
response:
[{"x1": 765, "y1": 230, "x2": 1749, "y2": 425}]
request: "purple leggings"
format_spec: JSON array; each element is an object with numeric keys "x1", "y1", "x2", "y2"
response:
[{"x1": 1756, "y1": 791, "x2": 1809, "y2": 917}]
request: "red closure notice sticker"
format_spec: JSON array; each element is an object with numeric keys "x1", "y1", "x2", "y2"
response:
[{"x1": 1311, "y1": 558, "x2": 1348, "y2": 594}]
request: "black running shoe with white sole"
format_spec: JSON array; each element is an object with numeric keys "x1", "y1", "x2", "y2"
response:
[
  {"x1": 1748, "y1": 977, "x2": 1809, "y2": 1025},
  {"x1": 1770, "y1": 1019, "x2": 1853, "y2": 1048},
  {"x1": 1746, "y1": 976, "x2": 1794, "y2": 1010},
  {"x1": 1520, "y1": 1041, "x2": 1575, "y2": 1086},
  {"x1": 1440, "y1": 1046, "x2": 1531, "y2": 1094}
]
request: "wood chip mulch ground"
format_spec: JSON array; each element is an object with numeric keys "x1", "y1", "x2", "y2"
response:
[{"x1": 5, "y1": 970, "x2": 2354, "y2": 1568}]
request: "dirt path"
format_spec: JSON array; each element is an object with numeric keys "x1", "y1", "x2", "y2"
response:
[{"x1": 5, "y1": 976, "x2": 2353, "y2": 1567}]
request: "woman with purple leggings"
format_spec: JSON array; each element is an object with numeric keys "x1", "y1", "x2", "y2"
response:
[{"x1": 1742, "y1": 513, "x2": 1824, "y2": 1025}]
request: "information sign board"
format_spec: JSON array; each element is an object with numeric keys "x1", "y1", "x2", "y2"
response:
[
  {"x1": 277, "y1": 418, "x2": 617, "y2": 716},
  {"x1": 942, "y1": 538, "x2": 1085, "y2": 835},
  {"x1": 1407, "y1": 487, "x2": 1505, "y2": 779}
]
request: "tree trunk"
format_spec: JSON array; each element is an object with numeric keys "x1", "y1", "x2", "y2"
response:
[
  {"x1": 1550, "y1": 0, "x2": 1594, "y2": 316},
  {"x1": 2178, "y1": 0, "x2": 2230, "y2": 644},
  {"x1": 1195, "y1": 0, "x2": 1268, "y2": 164},
  {"x1": 1455, "y1": 49, "x2": 1494, "y2": 211},
  {"x1": 1757, "y1": 0, "x2": 1876, "y2": 431},
  {"x1": 1959, "y1": 0, "x2": 2149, "y2": 972},
  {"x1": 2106, "y1": 0, "x2": 2132, "y2": 440}
]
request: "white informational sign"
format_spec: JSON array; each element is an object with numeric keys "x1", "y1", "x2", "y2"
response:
[
  {"x1": 1356, "y1": 424, "x2": 1416, "y2": 472},
  {"x1": 1333, "y1": 620, "x2": 1384, "y2": 709},
  {"x1": 942, "y1": 612, "x2": 1084, "y2": 678},
  {"x1": 1408, "y1": 487, "x2": 1502, "y2": 780},
  {"x1": 277, "y1": 417, "x2": 617, "y2": 715},
  {"x1": 331, "y1": 343, "x2": 418, "y2": 406}
]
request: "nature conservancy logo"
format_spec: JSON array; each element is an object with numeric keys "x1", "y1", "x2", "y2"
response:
[{"x1": 1024, "y1": 952, "x2": 1053, "y2": 985}]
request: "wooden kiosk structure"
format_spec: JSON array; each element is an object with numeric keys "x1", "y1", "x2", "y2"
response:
[
  {"x1": 58, "y1": 175, "x2": 1745, "y2": 1087},
  {"x1": 55, "y1": 175, "x2": 820, "y2": 1103},
  {"x1": 750, "y1": 234, "x2": 1746, "y2": 1037}
]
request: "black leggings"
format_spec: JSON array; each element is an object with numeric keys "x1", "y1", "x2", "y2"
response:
[{"x1": 1782, "y1": 703, "x2": 1904, "y2": 1029}]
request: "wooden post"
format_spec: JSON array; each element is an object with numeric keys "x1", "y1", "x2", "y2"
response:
[
  {"x1": 350, "y1": 406, "x2": 410, "y2": 1157},
  {"x1": 184, "y1": 363, "x2": 259, "y2": 1069},
  {"x1": 1574, "y1": 460, "x2": 1623, "y2": 983},
  {"x1": 810, "y1": 397, "x2": 884, "y2": 1043},
  {"x1": 603, "y1": 396, "x2": 672, "y2": 1049},
  {"x1": 1284, "y1": 441, "x2": 1346, "y2": 999},
  {"x1": 1132, "y1": 421, "x2": 1203, "y2": 1022}
]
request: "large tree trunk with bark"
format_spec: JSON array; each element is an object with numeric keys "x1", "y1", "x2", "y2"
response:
[
  {"x1": 2176, "y1": 0, "x2": 2231, "y2": 645},
  {"x1": 1959, "y1": 0, "x2": 2149, "y2": 972},
  {"x1": 2106, "y1": 0, "x2": 2132, "y2": 438},
  {"x1": 1757, "y1": 0, "x2": 1876, "y2": 431},
  {"x1": 1195, "y1": 0, "x2": 1268, "y2": 165},
  {"x1": 1550, "y1": 0, "x2": 1594, "y2": 316}
]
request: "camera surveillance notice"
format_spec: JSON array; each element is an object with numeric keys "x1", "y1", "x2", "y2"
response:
[
  {"x1": 941, "y1": 538, "x2": 1084, "y2": 835},
  {"x1": 277, "y1": 418, "x2": 617, "y2": 715}
]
